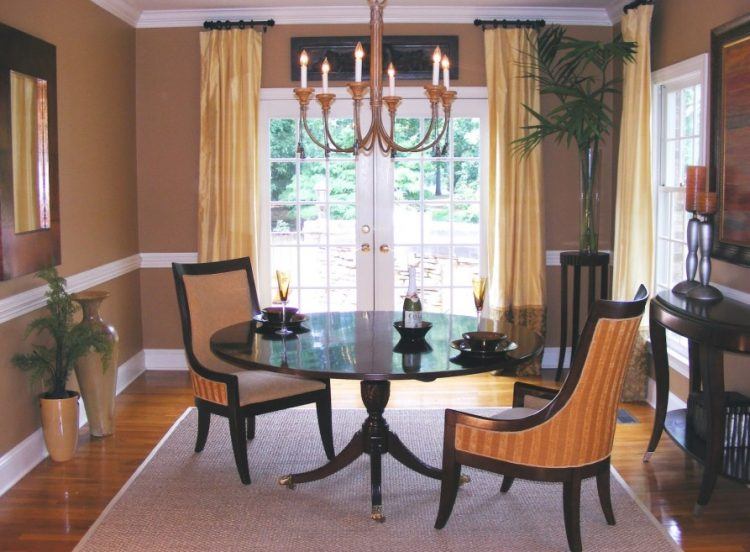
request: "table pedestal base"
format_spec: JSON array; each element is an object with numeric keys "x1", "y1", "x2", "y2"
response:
[{"x1": 278, "y1": 380, "x2": 467, "y2": 521}]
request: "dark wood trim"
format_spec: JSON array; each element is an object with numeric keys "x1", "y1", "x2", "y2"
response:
[
  {"x1": 512, "y1": 381, "x2": 558, "y2": 407},
  {"x1": 710, "y1": 13, "x2": 750, "y2": 267}
]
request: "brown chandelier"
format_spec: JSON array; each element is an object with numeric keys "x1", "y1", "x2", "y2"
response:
[{"x1": 293, "y1": 0, "x2": 457, "y2": 157}]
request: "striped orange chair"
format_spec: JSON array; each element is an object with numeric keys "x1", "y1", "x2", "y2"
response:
[
  {"x1": 173, "y1": 258, "x2": 334, "y2": 485},
  {"x1": 435, "y1": 286, "x2": 648, "y2": 552}
]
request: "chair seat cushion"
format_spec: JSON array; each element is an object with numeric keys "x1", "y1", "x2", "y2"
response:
[
  {"x1": 491, "y1": 407, "x2": 539, "y2": 420},
  {"x1": 236, "y1": 370, "x2": 326, "y2": 406}
]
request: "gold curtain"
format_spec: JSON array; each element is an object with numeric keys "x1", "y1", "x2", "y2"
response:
[
  {"x1": 11, "y1": 71, "x2": 42, "y2": 233},
  {"x1": 198, "y1": 29, "x2": 262, "y2": 266},
  {"x1": 484, "y1": 28, "x2": 546, "y2": 376},
  {"x1": 613, "y1": 5, "x2": 654, "y2": 401}
]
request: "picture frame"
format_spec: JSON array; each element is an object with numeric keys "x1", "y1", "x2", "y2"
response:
[
  {"x1": 710, "y1": 13, "x2": 750, "y2": 267},
  {"x1": 290, "y1": 35, "x2": 458, "y2": 82}
]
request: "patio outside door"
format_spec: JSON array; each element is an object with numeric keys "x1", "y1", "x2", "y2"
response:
[{"x1": 259, "y1": 89, "x2": 487, "y2": 315}]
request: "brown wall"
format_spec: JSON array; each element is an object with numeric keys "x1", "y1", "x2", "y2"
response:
[
  {"x1": 651, "y1": 0, "x2": 750, "y2": 398},
  {"x1": 0, "y1": 0, "x2": 141, "y2": 455},
  {"x1": 135, "y1": 23, "x2": 616, "y2": 350}
]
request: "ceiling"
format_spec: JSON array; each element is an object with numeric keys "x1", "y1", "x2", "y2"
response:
[{"x1": 91, "y1": 0, "x2": 631, "y2": 28}]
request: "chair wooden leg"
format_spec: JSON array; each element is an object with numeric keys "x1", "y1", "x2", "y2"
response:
[
  {"x1": 434, "y1": 457, "x2": 461, "y2": 529},
  {"x1": 563, "y1": 474, "x2": 583, "y2": 552},
  {"x1": 195, "y1": 407, "x2": 210, "y2": 453},
  {"x1": 246, "y1": 415, "x2": 256, "y2": 441},
  {"x1": 316, "y1": 390, "x2": 335, "y2": 460},
  {"x1": 596, "y1": 464, "x2": 615, "y2": 525},
  {"x1": 500, "y1": 476, "x2": 515, "y2": 493},
  {"x1": 228, "y1": 412, "x2": 251, "y2": 485}
]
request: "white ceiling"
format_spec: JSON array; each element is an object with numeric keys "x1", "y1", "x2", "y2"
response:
[{"x1": 91, "y1": 0, "x2": 631, "y2": 28}]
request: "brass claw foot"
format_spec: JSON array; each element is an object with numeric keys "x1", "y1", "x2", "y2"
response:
[
  {"x1": 371, "y1": 505, "x2": 385, "y2": 522},
  {"x1": 459, "y1": 474, "x2": 471, "y2": 486},
  {"x1": 278, "y1": 475, "x2": 295, "y2": 489}
]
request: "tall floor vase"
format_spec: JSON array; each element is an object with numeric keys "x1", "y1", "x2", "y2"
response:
[
  {"x1": 579, "y1": 144, "x2": 601, "y2": 254},
  {"x1": 72, "y1": 291, "x2": 119, "y2": 437}
]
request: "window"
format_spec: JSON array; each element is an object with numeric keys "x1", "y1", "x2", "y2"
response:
[{"x1": 652, "y1": 54, "x2": 709, "y2": 361}]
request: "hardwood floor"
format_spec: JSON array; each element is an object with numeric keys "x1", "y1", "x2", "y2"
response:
[{"x1": 0, "y1": 370, "x2": 748, "y2": 551}]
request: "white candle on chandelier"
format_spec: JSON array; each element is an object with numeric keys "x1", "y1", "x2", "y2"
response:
[
  {"x1": 432, "y1": 46, "x2": 442, "y2": 86},
  {"x1": 355, "y1": 42, "x2": 365, "y2": 82},
  {"x1": 321, "y1": 58, "x2": 330, "y2": 93},
  {"x1": 441, "y1": 55, "x2": 450, "y2": 89},
  {"x1": 387, "y1": 63, "x2": 396, "y2": 96},
  {"x1": 300, "y1": 50, "x2": 309, "y2": 88}
]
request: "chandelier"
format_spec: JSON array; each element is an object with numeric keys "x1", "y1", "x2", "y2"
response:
[{"x1": 293, "y1": 0, "x2": 456, "y2": 157}]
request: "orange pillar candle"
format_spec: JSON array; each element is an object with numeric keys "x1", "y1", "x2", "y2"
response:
[
  {"x1": 685, "y1": 165, "x2": 706, "y2": 212},
  {"x1": 696, "y1": 191, "x2": 717, "y2": 215}
]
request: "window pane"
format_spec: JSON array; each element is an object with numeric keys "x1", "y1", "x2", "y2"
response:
[
  {"x1": 271, "y1": 205, "x2": 298, "y2": 244},
  {"x1": 329, "y1": 204, "x2": 355, "y2": 244},
  {"x1": 422, "y1": 286, "x2": 450, "y2": 314},
  {"x1": 270, "y1": 119, "x2": 296, "y2": 158},
  {"x1": 454, "y1": 160, "x2": 479, "y2": 200},
  {"x1": 329, "y1": 161, "x2": 355, "y2": 202},
  {"x1": 394, "y1": 118, "x2": 421, "y2": 158},
  {"x1": 453, "y1": 245, "x2": 480, "y2": 287},
  {"x1": 328, "y1": 118, "x2": 355, "y2": 158},
  {"x1": 424, "y1": 161, "x2": 449, "y2": 200},
  {"x1": 330, "y1": 288, "x2": 356, "y2": 311},
  {"x1": 423, "y1": 204, "x2": 451, "y2": 244},
  {"x1": 300, "y1": 161, "x2": 326, "y2": 202},
  {"x1": 270, "y1": 162, "x2": 296, "y2": 202},
  {"x1": 299, "y1": 247, "x2": 328, "y2": 287},
  {"x1": 422, "y1": 245, "x2": 451, "y2": 288},
  {"x1": 298, "y1": 289, "x2": 327, "y2": 312},
  {"x1": 453, "y1": 203, "x2": 480, "y2": 244},
  {"x1": 453, "y1": 118, "x2": 480, "y2": 157},
  {"x1": 300, "y1": 118, "x2": 325, "y2": 158},
  {"x1": 393, "y1": 203, "x2": 421, "y2": 243},
  {"x1": 270, "y1": 247, "x2": 298, "y2": 286},
  {"x1": 394, "y1": 161, "x2": 421, "y2": 200},
  {"x1": 330, "y1": 246, "x2": 357, "y2": 286},
  {"x1": 394, "y1": 245, "x2": 421, "y2": 288},
  {"x1": 452, "y1": 287, "x2": 476, "y2": 316},
  {"x1": 300, "y1": 204, "x2": 325, "y2": 244}
]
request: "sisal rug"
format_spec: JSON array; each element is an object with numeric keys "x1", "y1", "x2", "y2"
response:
[{"x1": 76, "y1": 408, "x2": 680, "y2": 552}]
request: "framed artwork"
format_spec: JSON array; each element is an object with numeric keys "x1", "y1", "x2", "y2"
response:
[
  {"x1": 290, "y1": 35, "x2": 458, "y2": 82},
  {"x1": 711, "y1": 14, "x2": 750, "y2": 266}
]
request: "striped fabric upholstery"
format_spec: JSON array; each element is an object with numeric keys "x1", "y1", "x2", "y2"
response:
[
  {"x1": 189, "y1": 369, "x2": 228, "y2": 405},
  {"x1": 455, "y1": 316, "x2": 641, "y2": 468}
]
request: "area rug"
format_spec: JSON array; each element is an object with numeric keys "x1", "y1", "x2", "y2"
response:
[{"x1": 76, "y1": 408, "x2": 680, "y2": 552}]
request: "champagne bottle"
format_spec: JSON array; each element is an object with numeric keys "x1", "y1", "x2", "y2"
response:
[{"x1": 402, "y1": 265, "x2": 422, "y2": 328}]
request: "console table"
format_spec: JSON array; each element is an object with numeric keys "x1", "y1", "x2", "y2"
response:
[
  {"x1": 555, "y1": 251, "x2": 610, "y2": 381},
  {"x1": 646, "y1": 291, "x2": 750, "y2": 510}
]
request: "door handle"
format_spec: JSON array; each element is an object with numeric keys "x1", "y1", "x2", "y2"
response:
[
  {"x1": 379, "y1": 244, "x2": 390, "y2": 253},
  {"x1": 361, "y1": 243, "x2": 371, "y2": 252}
]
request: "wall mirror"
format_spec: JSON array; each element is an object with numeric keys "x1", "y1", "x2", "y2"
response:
[{"x1": 0, "y1": 22, "x2": 60, "y2": 280}]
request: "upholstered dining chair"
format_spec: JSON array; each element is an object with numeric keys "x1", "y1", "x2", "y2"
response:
[
  {"x1": 434, "y1": 286, "x2": 648, "y2": 552},
  {"x1": 172, "y1": 257, "x2": 335, "y2": 485}
]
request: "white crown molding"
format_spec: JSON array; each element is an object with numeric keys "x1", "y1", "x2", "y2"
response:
[
  {"x1": 136, "y1": 5, "x2": 615, "y2": 29},
  {"x1": 89, "y1": 0, "x2": 141, "y2": 27},
  {"x1": 605, "y1": 0, "x2": 630, "y2": 25},
  {"x1": 0, "y1": 351, "x2": 145, "y2": 498},
  {"x1": 140, "y1": 252, "x2": 199, "y2": 268}
]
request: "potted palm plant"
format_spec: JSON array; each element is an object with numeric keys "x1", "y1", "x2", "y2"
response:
[
  {"x1": 12, "y1": 267, "x2": 112, "y2": 461},
  {"x1": 513, "y1": 26, "x2": 636, "y2": 253}
]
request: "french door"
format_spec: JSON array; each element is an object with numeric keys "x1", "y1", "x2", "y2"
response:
[{"x1": 258, "y1": 88, "x2": 487, "y2": 315}]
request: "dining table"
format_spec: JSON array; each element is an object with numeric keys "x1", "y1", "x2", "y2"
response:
[{"x1": 210, "y1": 310, "x2": 543, "y2": 521}]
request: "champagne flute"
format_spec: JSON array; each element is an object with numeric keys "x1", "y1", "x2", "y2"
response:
[
  {"x1": 276, "y1": 270, "x2": 293, "y2": 336},
  {"x1": 472, "y1": 275, "x2": 487, "y2": 325}
]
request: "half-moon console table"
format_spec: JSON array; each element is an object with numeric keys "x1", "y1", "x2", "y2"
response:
[{"x1": 646, "y1": 291, "x2": 750, "y2": 510}]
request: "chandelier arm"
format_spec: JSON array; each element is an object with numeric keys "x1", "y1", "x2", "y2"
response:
[
  {"x1": 322, "y1": 111, "x2": 356, "y2": 153},
  {"x1": 378, "y1": 105, "x2": 450, "y2": 153},
  {"x1": 301, "y1": 107, "x2": 347, "y2": 153}
]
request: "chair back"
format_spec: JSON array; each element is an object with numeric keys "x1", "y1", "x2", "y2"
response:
[
  {"x1": 173, "y1": 258, "x2": 260, "y2": 378},
  {"x1": 529, "y1": 285, "x2": 648, "y2": 466}
]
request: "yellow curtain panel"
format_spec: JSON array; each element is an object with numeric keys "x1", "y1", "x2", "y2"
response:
[
  {"x1": 613, "y1": 5, "x2": 654, "y2": 401},
  {"x1": 484, "y1": 28, "x2": 546, "y2": 376},
  {"x1": 198, "y1": 29, "x2": 262, "y2": 266}
]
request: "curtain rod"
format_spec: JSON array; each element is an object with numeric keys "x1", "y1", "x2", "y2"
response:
[
  {"x1": 203, "y1": 19, "x2": 275, "y2": 32},
  {"x1": 623, "y1": 0, "x2": 654, "y2": 13},
  {"x1": 473, "y1": 19, "x2": 545, "y2": 31}
]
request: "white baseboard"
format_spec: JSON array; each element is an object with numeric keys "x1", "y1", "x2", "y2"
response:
[
  {"x1": 646, "y1": 376, "x2": 688, "y2": 411},
  {"x1": 143, "y1": 349, "x2": 188, "y2": 370},
  {"x1": 0, "y1": 352, "x2": 146, "y2": 498}
]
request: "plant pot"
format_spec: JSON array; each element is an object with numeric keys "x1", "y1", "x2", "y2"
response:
[
  {"x1": 39, "y1": 391, "x2": 80, "y2": 462},
  {"x1": 71, "y1": 291, "x2": 119, "y2": 437},
  {"x1": 579, "y1": 144, "x2": 601, "y2": 254}
]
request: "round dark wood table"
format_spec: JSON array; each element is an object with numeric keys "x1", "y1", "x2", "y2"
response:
[{"x1": 210, "y1": 310, "x2": 543, "y2": 521}]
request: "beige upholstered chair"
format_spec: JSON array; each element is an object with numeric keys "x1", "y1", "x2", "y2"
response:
[
  {"x1": 435, "y1": 286, "x2": 648, "y2": 552},
  {"x1": 173, "y1": 258, "x2": 334, "y2": 485}
]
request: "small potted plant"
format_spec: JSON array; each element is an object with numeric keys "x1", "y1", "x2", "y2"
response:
[{"x1": 12, "y1": 267, "x2": 112, "y2": 461}]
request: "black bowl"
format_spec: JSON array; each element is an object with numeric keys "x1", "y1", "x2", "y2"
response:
[
  {"x1": 262, "y1": 306, "x2": 299, "y2": 324},
  {"x1": 393, "y1": 320, "x2": 432, "y2": 342}
]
